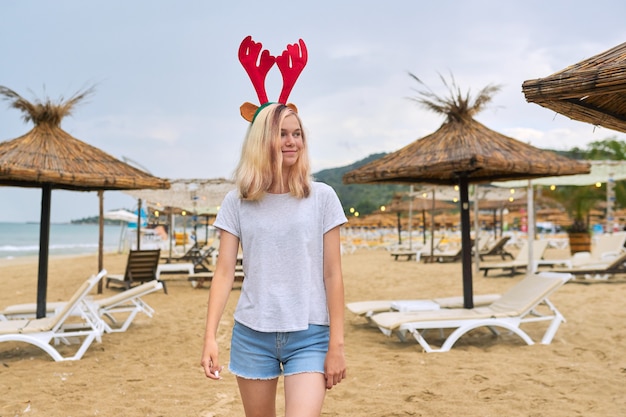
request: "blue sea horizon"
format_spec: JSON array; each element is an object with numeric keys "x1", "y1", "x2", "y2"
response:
[{"x1": 0, "y1": 222, "x2": 123, "y2": 259}]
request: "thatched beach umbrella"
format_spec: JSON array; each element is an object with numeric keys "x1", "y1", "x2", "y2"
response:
[
  {"x1": 386, "y1": 190, "x2": 457, "y2": 250},
  {"x1": 522, "y1": 42, "x2": 626, "y2": 134},
  {"x1": 124, "y1": 178, "x2": 235, "y2": 215},
  {"x1": 343, "y1": 75, "x2": 590, "y2": 308},
  {"x1": 123, "y1": 178, "x2": 236, "y2": 258},
  {"x1": 0, "y1": 86, "x2": 170, "y2": 318}
]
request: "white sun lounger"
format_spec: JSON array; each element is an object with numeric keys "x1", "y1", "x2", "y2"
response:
[
  {"x1": 369, "y1": 272, "x2": 572, "y2": 353},
  {"x1": 0, "y1": 270, "x2": 107, "y2": 361},
  {"x1": 0, "y1": 280, "x2": 163, "y2": 333},
  {"x1": 346, "y1": 293, "x2": 501, "y2": 319},
  {"x1": 479, "y1": 239, "x2": 549, "y2": 276}
]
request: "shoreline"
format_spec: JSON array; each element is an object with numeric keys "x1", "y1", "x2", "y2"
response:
[{"x1": 0, "y1": 251, "x2": 119, "y2": 267}]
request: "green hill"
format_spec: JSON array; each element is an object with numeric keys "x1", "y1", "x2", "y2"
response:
[
  {"x1": 313, "y1": 153, "x2": 409, "y2": 216},
  {"x1": 311, "y1": 147, "x2": 595, "y2": 217}
]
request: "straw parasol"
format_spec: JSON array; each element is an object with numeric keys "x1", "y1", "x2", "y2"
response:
[
  {"x1": 123, "y1": 178, "x2": 236, "y2": 257},
  {"x1": 123, "y1": 178, "x2": 235, "y2": 215},
  {"x1": 385, "y1": 190, "x2": 458, "y2": 248},
  {"x1": 0, "y1": 85, "x2": 170, "y2": 317},
  {"x1": 343, "y1": 74, "x2": 590, "y2": 308},
  {"x1": 522, "y1": 42, "x2": 626, "y2": 134}
]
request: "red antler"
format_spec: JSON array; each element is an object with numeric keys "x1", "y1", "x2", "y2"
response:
[
  {"x1": 238, "y1": 36, "x2": 275, "y2": 104},
  {"x1": 276, "y1": 39, "x2": 308, "y2": 104}
]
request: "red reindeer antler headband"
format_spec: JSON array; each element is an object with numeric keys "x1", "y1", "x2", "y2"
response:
[{"x1": 238, "y1": 35, "x2": 308, "y2": 122}]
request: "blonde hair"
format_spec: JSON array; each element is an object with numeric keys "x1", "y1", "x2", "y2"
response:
[{"x1": 235, "y1": 103, "x2": 311, "y2": 200}]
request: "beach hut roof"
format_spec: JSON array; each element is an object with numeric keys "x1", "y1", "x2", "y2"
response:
[
  {"x1": 123, "y1": 178, "x2": 236, "y2": 214},
  {"x1": 344, "y1": 73, "x2": 590, "y2": 186},
  {"x1": 0, "y1": 86, "x2": 170, "y2": 191},
  {"x1": 385, "y1": 194, "x2": 457, "y2": 213},
  {"x1": 522, "y1": 42, "x2": 626, "y2": 134},
  {"x1": 342, "y1": 116, "x2": 591, "y2": 185}
]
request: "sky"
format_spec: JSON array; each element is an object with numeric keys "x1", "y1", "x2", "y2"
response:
[{"x1": 1, "y1": 0, "x2": 625, "y2": 223}]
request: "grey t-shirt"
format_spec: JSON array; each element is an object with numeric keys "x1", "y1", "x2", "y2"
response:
[{"x1": 214, "y1": 181, "x2": 347, "y2": 332}]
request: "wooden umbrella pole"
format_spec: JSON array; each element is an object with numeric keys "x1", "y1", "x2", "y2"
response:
[
  {"x1": 459, "y1": 176, "x2": 474, "y2": 309},
  {"x1": 408, "y1": 198, "x2": 413, "y2": 250},
  {"x1": 169, "y1": 209, "x2": 174, "y2": 261},
  {"x1": 422, "y1": 209, "x2": 426, "y2": 244},
  {"x1": 137, "y1": 199, "x2": 142, "y2": 250},
  {"x1": 473, "y1": 185, "x2": 481, "y2": 273},
  {"x1": 98, "y1": 191, "x2": 104, "y2": 293},
  {"x1": 527, "y1": 181, "x2": 535, "y2": 274},
  {"x1": 396, "y1": 212, "x2": 402, "y2": 245},
  {"x1": 429, "y1": 189, "x2": 435, "y2": 264},
  {"x1": 36, "y1": 184, "x2": 52, "y2": 319}
]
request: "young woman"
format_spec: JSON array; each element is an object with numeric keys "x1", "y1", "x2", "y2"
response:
[{"x1": 201, "y1": 103, "x2": 347, "y2": 416}]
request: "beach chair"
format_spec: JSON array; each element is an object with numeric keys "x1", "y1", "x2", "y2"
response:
[
  {"x1": 535, "y1": 232, "x2": 626, "y2": 271},
  {"x1": 390, "y1": 250, "x2": 420, "y2": 261},
  {"x1": 431, "y1": 235, "x2": 489, "y2": 262},
  {"x1": 479, "y1": 239, "x2": 549, "y2": 276},
  {"x1": 346, "y1": 293, "x2": 501, "y2": 322},
  {"x1": 478, "y1": 235, "x2": 513, "y2": 261},
  {"x1": 369, "y1": 272, "x2": 572, "y2": 352},
  {"x1": 0, "y1": 270, "x2": 106, "y2": 361},
  {"x1": 161, "y1": 242, "x2": 215, "y2": 272},
  {"x1": 0, "y1": 280, "x2": 163, "y2": 333},
  {"x1": 105, "y1": 249, "x2": 165, "y2": 293},
  {"x1": 416, "y1": 238, "x2": 446, "y2": 263},
  {"x1": 570, "y1": 232, "x2": 626, "y2": 267},
  {"x1": 432, "y1": 235, "x2": 493, "y2": 263},
  {"x1": 433, "y1": 246, "x2": 463, "y2": 263},
  {"x1": 188, "y1": 266, "x2": 245, "y2": 289},
  {"x1": 389, "y1": 239, "x2": 445, "y2": 262},
  {"x1": 548, "y1": 251, "x2": 626, "y2": 280}
]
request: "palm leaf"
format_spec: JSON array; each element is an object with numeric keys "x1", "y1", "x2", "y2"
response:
[
  {"x1": 0, "y1": 85, "x2": 95, "y2": 126},
  {"x1": 407, "y1": 72, "x2": 501, "y2": 122}
]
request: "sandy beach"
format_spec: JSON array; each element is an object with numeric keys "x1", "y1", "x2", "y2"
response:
[{"x1": 1, "y1": 246, "x2": 625, "y2": 417}]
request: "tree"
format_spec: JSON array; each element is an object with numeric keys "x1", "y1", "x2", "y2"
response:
[
  {"x1": 553, "y1": 137, "x2": 626, "y2": 232},
  {"x1": 552, "y1": 185, "x2": 604, "y2": 232},
  {"x1": 579, "y1": 137, "x2": 626, "y2": 160}
]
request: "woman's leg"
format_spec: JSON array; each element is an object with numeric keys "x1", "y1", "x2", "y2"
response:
[
  {"x1": 284, "y1": 373, "x2": 326, "y2": 417},
  {"x1": 237, "y1": 377, "x2": 279, "y2": 417}
]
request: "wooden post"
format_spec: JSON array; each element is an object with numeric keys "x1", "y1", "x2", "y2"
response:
[{"x1": 98, "y1": 191, "x2": 104, "y2": 294}]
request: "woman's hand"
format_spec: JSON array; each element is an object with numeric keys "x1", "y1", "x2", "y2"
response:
[
  {"x1": 324, "y1": 345, "x2": 346, "y2": 389},
  {"x1": 201, "y1": 339, "x2": 223, "y2": 380}
]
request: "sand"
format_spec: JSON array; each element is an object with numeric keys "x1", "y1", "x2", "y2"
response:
[{"x1": 1, "y1": 246, "x2": 625, "y2": 417}]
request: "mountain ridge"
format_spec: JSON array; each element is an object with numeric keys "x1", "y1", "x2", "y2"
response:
[{"x1": 313, "y1": 152, "x2": 408, "y2": 215}]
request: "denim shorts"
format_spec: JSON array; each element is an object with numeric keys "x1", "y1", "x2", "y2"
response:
[{"x1": 229, "y1": 321, "x2": 329, "y2": 380}]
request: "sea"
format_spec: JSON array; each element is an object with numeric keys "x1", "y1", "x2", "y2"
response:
[{"x1": 0, "y1": 222, "x2": 123, "y2": 259}]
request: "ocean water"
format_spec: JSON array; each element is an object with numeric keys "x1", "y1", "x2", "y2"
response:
[{"x1": 0, "y1": 222, "x2": 123, "y2": 259}]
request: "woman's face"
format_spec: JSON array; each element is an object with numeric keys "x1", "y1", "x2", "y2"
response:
[{"x1": 280, "y1": 114, "x2": 303, "y2": 169}]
